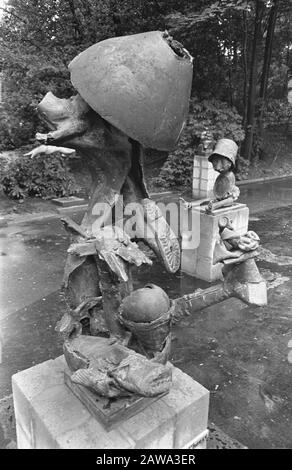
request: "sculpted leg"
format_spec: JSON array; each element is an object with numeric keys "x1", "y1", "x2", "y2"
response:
[{"x1": 121, "y1": 143, "x2": 181, "y2": 273}]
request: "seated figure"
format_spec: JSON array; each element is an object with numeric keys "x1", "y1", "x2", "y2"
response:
[{"x1": 206, "y1": 138, "x2": 240, "y2": 214}]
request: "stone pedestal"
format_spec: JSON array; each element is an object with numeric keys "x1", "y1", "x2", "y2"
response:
[
  {"x1": 12, "y1": 356, "x2": 209, "y2": 449},
  {"x1": 192, "y1": 154, "x2": 217, "y2": 199},
  {"x1": 181, "y1": 203, "x2": 249, "y2": 282}
]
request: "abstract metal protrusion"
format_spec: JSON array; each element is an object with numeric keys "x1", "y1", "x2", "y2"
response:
[
  {"x1": 223, "y1": 258, "x2": 267, "y2": 307},
  {"x1": 173, "y1": 257, "x2": 267, "y2": 322},
  {"x1": 69, "y1": 31, "x2": 193, "y2": 151}
]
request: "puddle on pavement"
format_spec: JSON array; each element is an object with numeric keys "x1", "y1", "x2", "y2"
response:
[{"x1": 239, "y1": 178, "x2": 292, "y2": 213}]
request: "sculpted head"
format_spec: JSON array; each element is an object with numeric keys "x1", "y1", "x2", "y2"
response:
[
  {"x1": 208, "y1": 138, "x2": 238, "y2": 173},
  {"x1": 209, "y1": 154, "x2": 233, "y2": 173}
]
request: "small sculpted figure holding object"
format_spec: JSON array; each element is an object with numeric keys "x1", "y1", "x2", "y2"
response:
[{"x1": 206, "y1": 138, "x2": 240, "y2": 214}]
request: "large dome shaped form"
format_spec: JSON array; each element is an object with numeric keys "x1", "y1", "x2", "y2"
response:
[{"x1": 69, "y1": 31, "x2": 193, "y2": 151}]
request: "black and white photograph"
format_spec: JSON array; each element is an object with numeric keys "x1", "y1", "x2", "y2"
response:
[{"x1": 0, "y1": 0, "x2": 291, "y2": 454}]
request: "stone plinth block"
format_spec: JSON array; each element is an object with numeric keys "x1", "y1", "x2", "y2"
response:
[
  {"x1": 181, "y1": 203, "x2": 249, "y2": 282},
  {"x1": 192, "y1": 154, "x2": 217, "y2": 199},
  {"x1": 12, "y1": 356, "x2": 209, "y2": 449},
  {"x1": 52, "y1": 196, "x2": 87, "y2": 207}
]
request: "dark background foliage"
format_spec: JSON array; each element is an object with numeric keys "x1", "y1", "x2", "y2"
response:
[
  {"x1": 1, "y1": 152, "x2": 80, "y2": 199},
  {"x1": 0, "y1": 0, "x2": 291, "y2": 196}
]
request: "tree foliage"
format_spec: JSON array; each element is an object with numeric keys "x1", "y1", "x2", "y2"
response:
[
  {"x1": 0, "y1": 0, "x2": 291, "y2": 164},
  {"x1": 154, "y1": 97, "x2": 245, "y2": 188},
  {"x1": 1, "y1": 152, "x2": 80, "y2": 199}
]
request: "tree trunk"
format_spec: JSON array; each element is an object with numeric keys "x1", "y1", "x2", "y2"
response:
[
  {"x1": 258, "y1": 0, "x2": 279, "y2": 137},
  {"x1": 243, "y1": 0, "x2": 265, "y2": 161},
  {"x1": 288, "y1": 72, "x2": 292, "y2": 137},
  {"x1": 227, "y1": 11, "x2": 234, "y2": 107},
  {"x1": 67, "y1": 0, "x2": 83, "y2": 41},
  {"x1": 242, "y1": 10, "x2": 249, "y2": 128}
]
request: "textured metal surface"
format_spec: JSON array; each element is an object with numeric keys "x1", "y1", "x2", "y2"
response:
[
  {"x1": 64, "y1": 369, "x2": 167, "y2": 431},
  {"x1": 69, "y1": 31, "x2": 193, "y2": 151},
  {"x1": 121, "y1": 284, "x2": 169, "y2": 322}
]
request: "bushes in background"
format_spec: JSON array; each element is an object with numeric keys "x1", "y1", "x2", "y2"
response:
[
  {"x1": 154, "y1": 98, "x2": 245, "y2": 189},
  {"x1": 1, "y1": 152, "x2": 80, "y2": 200}
]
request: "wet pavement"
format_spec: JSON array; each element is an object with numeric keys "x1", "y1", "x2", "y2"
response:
[
  {"x1": 0, "y1": 218, "x2": 68, "y2": 319},
  {"x1": 1, "y1": 179, "x2": 292, "y2": 448},
  {"x1": 238, "y1": 177, "x2": 292, "y2": 214}
]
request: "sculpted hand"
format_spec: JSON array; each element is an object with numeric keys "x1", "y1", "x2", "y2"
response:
[{"x1": 24, "y1": 144, "x2": 76, "y2": 158}]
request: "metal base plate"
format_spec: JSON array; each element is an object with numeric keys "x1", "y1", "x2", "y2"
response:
[{"x1": 64, "y1": 369, "x2": 167, "y2": 431}]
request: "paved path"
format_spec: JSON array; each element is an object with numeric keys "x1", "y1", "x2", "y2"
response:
[{"x1": 1, "y1": 180, "x2": 292, "y2": 448}]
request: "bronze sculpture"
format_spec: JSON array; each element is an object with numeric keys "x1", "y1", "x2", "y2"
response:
[
  {"x1": 27, "y1": 31, "x2": 193, "y2": 405},
  {"x1": 26, "y1": 32, "x2": 267, "y2": 420},
  {"x1": 205, "y1": 139, "x2": 260, "y2": 264},
  {"x1": 206, "y1": 138, "x2": 240, "y2": 214}
]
